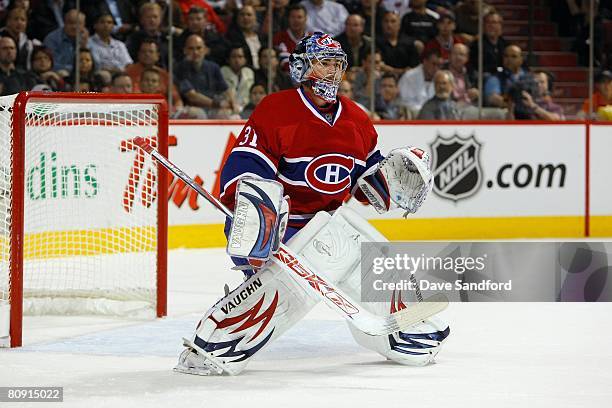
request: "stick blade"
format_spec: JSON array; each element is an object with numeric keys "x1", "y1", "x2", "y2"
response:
[{"x1": 387, "y1": 293, "x2": 449, "y2": 333}]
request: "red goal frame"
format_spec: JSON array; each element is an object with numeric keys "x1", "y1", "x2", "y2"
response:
[{"x1": 7, "y1": 92, "x2": 169, "y2": 347}]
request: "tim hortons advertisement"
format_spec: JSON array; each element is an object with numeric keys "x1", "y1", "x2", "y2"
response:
[
  {"x1": 20, "y1": 125, "x2": 159, "y2": 233},
  {"x1": 164, "y1": 123, "x2": 585, "y2": 244}
]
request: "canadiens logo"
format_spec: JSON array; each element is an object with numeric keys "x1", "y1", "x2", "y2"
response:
[
  {"x1": 304, "y1": 153, "x2": 355, "y2": 194},
  {"x1": 430, "y1": 134, "x2": 483, "y2": 202},
  {"x1": 315, "y1": 34, "x2": 340, "y2": 49}
]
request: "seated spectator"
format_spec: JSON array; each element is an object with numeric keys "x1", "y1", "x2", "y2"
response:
[
  {"x1": 484, "y1": 44, "x2": 529, "y2": 109},
  {"x1": 301, "y1": 0, "x2": 348, "y2": 37},
  {"x1": 428, "y1": 0, "x2": 461, "y2": 14},
  {"x1": 353, "y1": 49, "x2": 382, "y2": 107},
  {"x1": 139, "y1": 67, "x2": 207, "y2": 118},
  {"x1": 66, "y1": 48, "x2": 96, "y2": 91},
  {"x1": 91, "y1": 70, "x2": 111, "y2": 92},
  {"x1": 400, "y1": 0, "x2": 439, "y2": 44},
  {"x1": 469, "y1": 11, "x2": 507, "y2": 75},
  {"x1": 0, "y1": 1, "x2": 9, "y2": 22},
  {"x1": 125, "y1": 2, "x2": 169, "y2": 65},
  {"x1": 338, "y1": 79, "x2": 379, "y2": 119},
  {"x1": 417, "y1": 70, "x2": 460, "y2": 119},
  {"x1": 221, "y1": 46, "x2": 255, "y2": 110},
  {"x1": 125, "y1": 39, "x2": 182, "y2": 105},
  {"x1": 226, "y1": 5, "x2": 264, "y2": 69},
  {"x1": 139, "y1": 68, "x2": 164, "y2": 95},
  {"x1": 28, "y1": 0, "x2": 74, "y2": 41},
  {"x1": 334, "y1": 14, "x2": 371, "y2": 69},
  {"x1": 8, "y1": 0, "x2": 31, "y2": 13},
  {"x1": 262, "y1": 0, "x2": 290, "y2": 35},
  {"x1": 0, "y1": 35, "x2": 36, "y2": 95},
  {"x1": 0, "y1": 6, "x2": 40, "y2": 70},
  {"x1": 352, "y1": 0, "x2": 386, "y2": 36},
  {"x1": 253, "y1": 47, "x2": 293, "y2": 92},
  {"x1": 510, "y1": 70, "x2": 564, "y2": 120},
  {"x1": 398, "y1": 48, "x2": 442, "y2": 116},
  {"x1": 72, "y1": 79, "x2": 90, "y2": 92},
  {"x1": 174, "y1": 6, "x2": 228, "y2": 66},
  {"x1": 273, "y1": 3, "x2": 309, "y2": 70},
  {"x1": 454, "y1": 0, "x2": 495, "y2": 42},
  {"x1": 376, "y1": 10, "x2": 420, "y2": 78},
  {"x1": 110, "y1": 71, "x2": 133, "y2": 93},
  {"x1": 381, "y1": 0, "x2": 411, "y2": 19},
  {"x1": 162, "y1": 0, "x2": 185, "y2": 30},
  {"x1": 240, "y1": 82, "x2": 266, "y2": 119},
  {"x1": 376, "y1": 73, "x2": 410, "y2": 120},
  {"x1": 88, "y1": 13, "x2": 133, "y2": 73},
  {"x1": 581, "y1": 70, "x2": 612, "y2": 119},
  {"x1": 424, "y1": 13, "x2": 463, "y2": 64},
  {"x1": 83, "y1": 0, "x2": 136, "y2": 41},
  {"x1": 446, "y1": 43, "x2": 478, "y2": 106},
  {"x1": 176, "y1": 0, "x2": 227, "y2": 34},
  {"x1": 244, "y1": 0, "x2": 267, "y2": 26},
  {"x1": 175, "y1": 33, "x2": 236, "y2": 119},
  {"x1": 43, "y1": 9, "x2": 88, "y2": 75},
  {"x1": 30, "y1": 46, "x2": 64, "y2": 90}
]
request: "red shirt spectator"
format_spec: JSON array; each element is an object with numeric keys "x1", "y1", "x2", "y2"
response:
[
  {"x1": 177, "y1": 0, "x2": 226, "y2": 34},
  {"x1": 423, "y1": 14, "x2": 463, "y2": 64},
  {"x1": 581, "y1": 71, "x2": 612, "y2": 116}
]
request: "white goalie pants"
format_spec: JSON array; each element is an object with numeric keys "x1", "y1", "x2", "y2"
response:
[{"x1": 187, "y1": 206, "x2": 450, "y2": 375}]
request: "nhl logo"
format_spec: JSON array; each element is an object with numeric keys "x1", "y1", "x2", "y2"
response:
[{"x1": 430, "y1": 134, "x2": 483, "y2": 202}]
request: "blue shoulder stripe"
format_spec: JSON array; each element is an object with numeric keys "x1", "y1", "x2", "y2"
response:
[{"x1": 220, "y1": 150, "x2": 278, "y2": 196}]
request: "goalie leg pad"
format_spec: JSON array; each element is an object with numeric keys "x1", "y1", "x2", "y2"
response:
[
  {"x1": 176, "y1": 262, "x2": 318, "y2": 376},
  {"x1": 177, "y1": 211, "x2": 340, "y2": 376},
  {"x1": 310, "y1": 207, "x2": 450, "y2": 366},
  {"x1": 347, "y1": 291, "x2": 451, "y2": 366}
]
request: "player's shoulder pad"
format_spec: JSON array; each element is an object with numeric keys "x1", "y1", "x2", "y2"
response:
[
  {"x1": 249, "y1": 89, "x2": 299, "y2": 121},
  {"x1": 338, "y1": 95, "x2": 372, "y2": 122}
]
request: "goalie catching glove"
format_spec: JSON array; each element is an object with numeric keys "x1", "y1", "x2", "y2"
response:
[
  {"x1": 356, "y1": 147, "x2": 433, "y2": 215},
  {"x1": 227, "y1": 178, "x2": 290, "y2": 265}
]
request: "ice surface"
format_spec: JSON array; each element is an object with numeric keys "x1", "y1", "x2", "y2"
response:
[{"x1": 1, "y1": 248, "x2": 611, "y2": 408}]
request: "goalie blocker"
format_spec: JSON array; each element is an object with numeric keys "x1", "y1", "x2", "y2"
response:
[
  {"x1": 227, "y1": 178, "x2": 289, "y2": 267},
  {"x1": 176, "y1": 206, "x2": 450, "y2": 376}
]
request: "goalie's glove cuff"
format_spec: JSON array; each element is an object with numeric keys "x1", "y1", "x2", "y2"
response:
[{"x1": 356, "y1": 147, "x2": 433, "y2": 215}]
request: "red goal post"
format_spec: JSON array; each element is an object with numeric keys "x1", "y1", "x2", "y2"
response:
[{"x1": 1, "y1": 92, "x2": 169, "y2": 348}]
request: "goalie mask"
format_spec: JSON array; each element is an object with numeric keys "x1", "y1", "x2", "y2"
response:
[{"x1": 289, "y1": 32, "x2": 348, "y2": 103}]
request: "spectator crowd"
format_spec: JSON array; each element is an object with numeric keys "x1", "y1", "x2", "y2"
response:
[{"x1": 0, "y1": 0, "x2": 610, "y2": 120}]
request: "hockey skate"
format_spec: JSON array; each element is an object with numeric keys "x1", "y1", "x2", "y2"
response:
[{"x1": 173, "y1": 338, "x2": 225, "y2": 376}]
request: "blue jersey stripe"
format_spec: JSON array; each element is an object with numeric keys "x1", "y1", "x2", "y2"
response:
[{"x1": 220, "y1": 151, "x2": 278, "y2": 197}]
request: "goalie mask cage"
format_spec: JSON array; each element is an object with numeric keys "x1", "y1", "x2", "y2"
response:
[{"x1": 0, "y1": 92, "x2": 168, "y2": 348}]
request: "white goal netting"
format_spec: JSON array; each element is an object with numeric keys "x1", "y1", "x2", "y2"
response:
[{"x1": 0, "y1": 94, "x2": 164, "y2": 345}]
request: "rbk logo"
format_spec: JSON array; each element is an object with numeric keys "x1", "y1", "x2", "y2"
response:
[
  {"x1": 275, "y1": 247, "x2": 360, "y2": 315},
  {"x1": 304, "y1": 153, "x2": 355, "y2": 194}
]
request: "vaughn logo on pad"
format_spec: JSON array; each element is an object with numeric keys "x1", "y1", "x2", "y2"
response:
[{"x1": 430, "y1": 134, "x2": 483, "y2": 202}]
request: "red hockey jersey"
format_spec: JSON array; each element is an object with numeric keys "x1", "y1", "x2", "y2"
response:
[{"x1": 220, "y1": 88, "x2": 383, "y2": 227}]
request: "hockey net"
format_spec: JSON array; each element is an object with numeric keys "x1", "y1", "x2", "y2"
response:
[{"x1": 0, "y1": 92, "x2": 168, "y2": 347}]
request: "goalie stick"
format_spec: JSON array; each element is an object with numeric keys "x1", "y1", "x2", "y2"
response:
[{"x1": 133, "y1": 137, "x2": 448, "y2": 336}]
